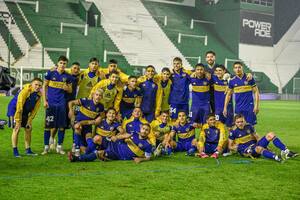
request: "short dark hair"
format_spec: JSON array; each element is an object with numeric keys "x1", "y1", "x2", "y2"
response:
[
  {"x1": 72, "y1": 62, "x2": 80, "y2": 66},
  {"x1": 177, "y1": 110, "x2": 187, "y2": 116},
  {"x1": 234, "y1": 114, "x2": 245, "y2": 122},
  {"x1": 141, "y1": 123, "x2": 151, "y2": 129},
  {"x1": 146, "y1": 65, "x2": 155, "y2": 71},
  {"x1": 195, "y1": 63, "x2": 204, "y2": 68},
  {"x1": 161, "y1": 67, "x2": 171, "y2": 73},
  {"x1": 233, "y1": 61, "x2": 243, "y2": 67},
  {"x1": 31, "y1": 77, "x2": 43, "y2": 83},
  {"x1": 109, "y1": 70, "x2": 119, "y2": 76},
  {"x1": 109, "y1": 59, "x2": 118, "y2": 64},
  {"x1": 205, "y1": 50, "x2": 216, "y2": 56},
  {"x1": 57, "y1": 55, "x2": 68, "y2": 62},
  {"x1": 215, "y1": 64, "x2": 226, "y2": 71},
  {"x1": 206, "y1": 113, "x2": 215, "y2": 121},
  {"x1": 173, "y1": 57, "x2": 182, "y2": 63},
  {"x1": 89, "y1": 57, "x2": 99, "y2": 63},
  {"x1": 128, "y1": 75, "x2": 137, "y2": 80},
  {"x1": 106, "y1": 107, "x2": 117, "y2": 114}
]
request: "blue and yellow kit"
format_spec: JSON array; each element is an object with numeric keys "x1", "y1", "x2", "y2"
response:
[
  {"x1": 198, "y1": 121, "x2": 226, "y2": 154},
  {"x1": 77, "y1": 69, "x2": 101, "y2": 99},
  {"x1": 190, "y1": 76, "x2": 211, "y2": 124},
  {"x1": 212, "y1": 75, "x2": 233, "y2": 126},
  {"x1": 76, "y1": 98, "x2": 105, "y2": 122},
  {"x1": 114, "y1": 86, "x2": 142, "y2": 119},
  {"x1": 172, "y1": 122, "x2": 195, "y2": 152},
  {"x1": 7, "y1": 84, "x2": 41, "y2": 127},
  {"x1": 150, "y1": 119, "x2": 172, "y2": 142},
  {"x1": 156, "y1": 79, "x2": 172, "y2": 115},
  {"x1": 104, "y1": 133, "x2": 152, "y2": 160}
]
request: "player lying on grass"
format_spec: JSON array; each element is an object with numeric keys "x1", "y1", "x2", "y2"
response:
[
  {"x1": 7, "y1": 78, "x2": 43, "y2": 157},
  {"x1": 68, "y1": 89, "x2": 105, "y2": 156},
  {"x1": 151, "y1": 111, "x2": 172, "y2": 156},
  {"x1": 197, "y1": 113, "x2": 226, "y2": 159},
  {"x1": 168, "y1": 111, "x2": 199, "y2": 156},
  {"x1": 68, "y1": 123, "x2": 153, "y2": 163},
  {"x1": 228, "y1": 114, "x2": 298, "y2": 162}
]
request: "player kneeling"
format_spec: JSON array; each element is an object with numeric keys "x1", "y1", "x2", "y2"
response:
[
  {"x1": 68, "y1": 89, "x2": 105, "y2": 156},
  {"x1": 228, "y1": 114, "x2": 298, "y2": 162},
  {"x1": 68, "y1": 124, "x2": 153, "y2": 163},
  {"x1": 151, "y1": 111, "x2": 172, "y2": 157},
  {"x1": 197, "y1": 114, "x2": 226, "y2": 159},
  {"x1": 168, "y1": 111, "x2": 198, "y2": 156}
]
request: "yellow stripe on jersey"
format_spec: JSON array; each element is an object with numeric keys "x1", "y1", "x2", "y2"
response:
[
  {"x1": 125, "y1": 138, "x2": 145, "y2": 157},
  {"x1": 177, "y1": 130, "x2": 195, "y2": 139},
  {"x1": 233, "y1": 85, "x2": 253, "y2": 93},
  {"x1": 192, "y1": 85, "x2": 210, "y2": 93},
  {"x1": 79, "y1": 106, "x2": 99, "y2": 119},
  {"x1": 96, "y1": 127, "x2": 115, "y2": 137},
  {"x1": 214, "y1": 84, "x2": 227, "y2": 92},
  {"x1": 48, "y1": 80, "x2": 65, "y2": 89},
  {"x1": 234, "y1": 134, "x2": 256, "y2": 144},
  {"x1": 122, "y1": 97, "x2": 135, "y2": 104}
]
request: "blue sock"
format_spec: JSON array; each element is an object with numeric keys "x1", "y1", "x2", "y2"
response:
[
  {"x1": 58, "y1": 129, "x2": 65, "y2": 145},
  {"x1": 79, "y1": 152, "x2": 97, "y2": 162},
  {"x1": 44, "y1": 130, "x2": 50, "y2": 145},
  {"x1": 262, "y1": 150, "x2": 276, "y2": 160},
  {"x1": 74, "y1": 133, "x2": 82, "y2": 149},
  {"x1": 273, "y1": 138, "x2": 286, "y2": 151},
  {"x1": 86, "y1": 138, "x2": 96, "y2": 154},
  {"x1": 13, "y1": 147, "x2": 19, "y2": 155}
]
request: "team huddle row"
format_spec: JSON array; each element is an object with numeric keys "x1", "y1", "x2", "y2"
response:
[{"x1": 7, "y1": 51, "x2": 297, "y2": 163}]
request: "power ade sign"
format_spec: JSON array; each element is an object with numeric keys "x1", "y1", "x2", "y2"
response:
[{"x1": 240, "y1": 11, "x2": 273, "y2": 46}]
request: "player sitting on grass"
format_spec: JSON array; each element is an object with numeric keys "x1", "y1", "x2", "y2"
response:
[
  {"x1": 151, "y1": 111, "x2": 172, "y2": 156},
  {"x1": 95, "y1": 108, "x2": 124, "y2": 149},
  {"x1": 68, "y1": 89, "x2": 105, "y2": 156},
  {"x1": 68, "y1": 123, "x2": 153, "y2": 164},
  {"x1": 168, "y1": 111, "x2": 198, "y2": 156},
  {"x1": 228, "y1": 114, "x2": 298, "y2": 162},
  {"x1": 7, "y1": 78, "x2": 43, "y2": 157},
  {"x1": 197, "y1": 114, "x2": 226, "y2": 159}
]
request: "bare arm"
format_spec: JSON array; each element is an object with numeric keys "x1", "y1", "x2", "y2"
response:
[
  {"x1": 252, "y1": 86, "x2": 260, "y2": 115},
  {"x1": 43, "y1": 80, "x2": 49, "y2": 108},
  {"x1": 223, "y1": 88, "x2": 233, "y2": 117}
]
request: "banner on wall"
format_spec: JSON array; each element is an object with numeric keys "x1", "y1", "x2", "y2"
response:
[{"x1": 240, "y1": 11, "x2": 273, "y2": 46}]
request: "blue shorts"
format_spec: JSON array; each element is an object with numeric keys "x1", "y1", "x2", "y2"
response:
[
  {"x1": 45, "y1": 104, "x2": 67, "y2": 128},
  {"x1": 236, "y1": 110, "x2": 257, "y2": 126},
  {"x1": 120, "y1": 104, "x2": 134, "y2": 119},
  {"x1": 170, "y1": 104, "x2": 189, "y2": 119},
  {"x1": 239, "y1": 137, "x2": 269, "y2": 158},
  {"x1": 143, "y1": 112, "x2": 155, "y2": 123},
  {"x1": 204, "y1": 143, "x2": 218, "y2": 154},
  {"x1": 190, "y1": 104, "x2": 210, "y2": 124},
  {"x1": 104, "y1": 141, "x2": 121, "y2": 160},
  {"x1": 79, "y1": 125, "x2": 93, "y2": 147},
  {"x1": 174, "y1": 138, "x2": 194, "y2": 152},
  {"x1": 215, "y1": 109, "x2": 233, "y2": 127}
]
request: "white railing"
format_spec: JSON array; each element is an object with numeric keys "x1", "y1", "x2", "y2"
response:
[
  {"x1": 3, "y1": 0, "x2": 39, "y2": 13},
  {"x1": 190, "y1": 19, "x2": 216, "y2": 29},
  {"x1": 60, "y1": 22, "x2": 88, "y2": 36},
  {"x1": 178, "y1": 33, "x2": 208, "y2": 46},
  {"x1": 185, "y1": 56, "x2": 201, "y2": 63},
  {"x1": 293, "y1": 77, "x2": 300, "y2": 94}
]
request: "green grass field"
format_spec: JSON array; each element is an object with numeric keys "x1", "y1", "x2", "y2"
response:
[{"x1": 0, "y1": 97, "x2": 299, "y2": 200}]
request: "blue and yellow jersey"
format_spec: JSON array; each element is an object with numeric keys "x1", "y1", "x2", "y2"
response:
[
  {"x1": 190, "y1": 76, "x2": 211, "y2": 107},
  {"x1": 77, "y1": 69, "x2": 101, "y2": 99},
  {"x1": 211, "y1": 75, "x2": 233, "y2": 112},
  {"x1": 114, "y1": 86, "x2": 142, "y2": 112},
  {"x1": 122, "y1": 116, "x2": 156, "y2": 145},
  {"x1": 172, "y1": 122, "x2": 195, "y2": 142},
  {"x1": 228, "y1": 74, "x2": 256, "y2": 112},
  {"x1": 117, "y1": 133, "x2": 152, "y2": 160},
  {"x1": 150, "y1": 119, "x2": 172, "y2": 141},
  {"x1": 198, "y1": 121, "x2": 226, "y2": 149},
  {"x1": 65, "y1": 74, "x2": 79, "y2": 102},
  {"x1": 7, "y1": 84, "x2": 42, "y2": 123},
  {"x1": 229, "y1": 124, "x2": 257, "y2": 154},
  {"x1": 138, "y1": 77, "x2": 159, "y2": 114},
  {"x1": 169, "y1": 68, "x2": 191, "y2": 105},
  {"x1": 45, "y1": 69, "x2": 73, "y2": 105},
  {"x1": 90, "y1": 79, "x2": 122, "y2": 110},
  {"x1": 156, "y1": 79, "x2": 172, "y2": 115},
  {"x1": 75, "y1": 98, "x2": 104, "y2": 121},
  {"x1": 99, "y1": 68, "x2": 129, "y2": 83},
  {"x1": 96, "y1": 119, "x2": 121, "y2": 137}
]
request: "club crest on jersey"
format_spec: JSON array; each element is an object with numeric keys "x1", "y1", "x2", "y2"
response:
[
  {"x1": 101, "y1": 126, "x2": 104, "y2": 129},
  {"x1": 203, "y1": 82, "x2": 207, "y2": 85},
  {"x1": 234, "y1": 84, "x2": 238, "y2": 86},
  {"x1": 129, "y1": 124, "x2": 133, "y2": 127},
  {"x1": 152, "y1": 84, "x2": 155, "y2": 88},
  {"x1": 215, "y1": 130, "x2": 218, "y2": 134},
  {"x1": 52, "y1": 77, "x2": 56, "y2": 80},
  {"x1": 224, "y1": 81, "x2": 227, "y2": 85},
  {"x1": 192, "y1": 82, "x2": 196, "y2": 85},
  {"x1": 182, "y1": 74, "x2": 186, "y2": 77},
  {"x1": 247, "y1": 129, "x2": 251, "y2": 134},
  {"x1": 244, "y1": 81, "x2": 248, "y2": 85},
  {"x1": 110, "y1": 127, "x2": 114, "y2": 131},
  {"x1": 185, "y1": 128, "x2": 189, "y2": 132},
  {"x1": 138, "y1": 143, "x2": 143, "y2": 148},
  {"x1": 143, "y1": 83, "x2": 146, "y2": 87}
]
